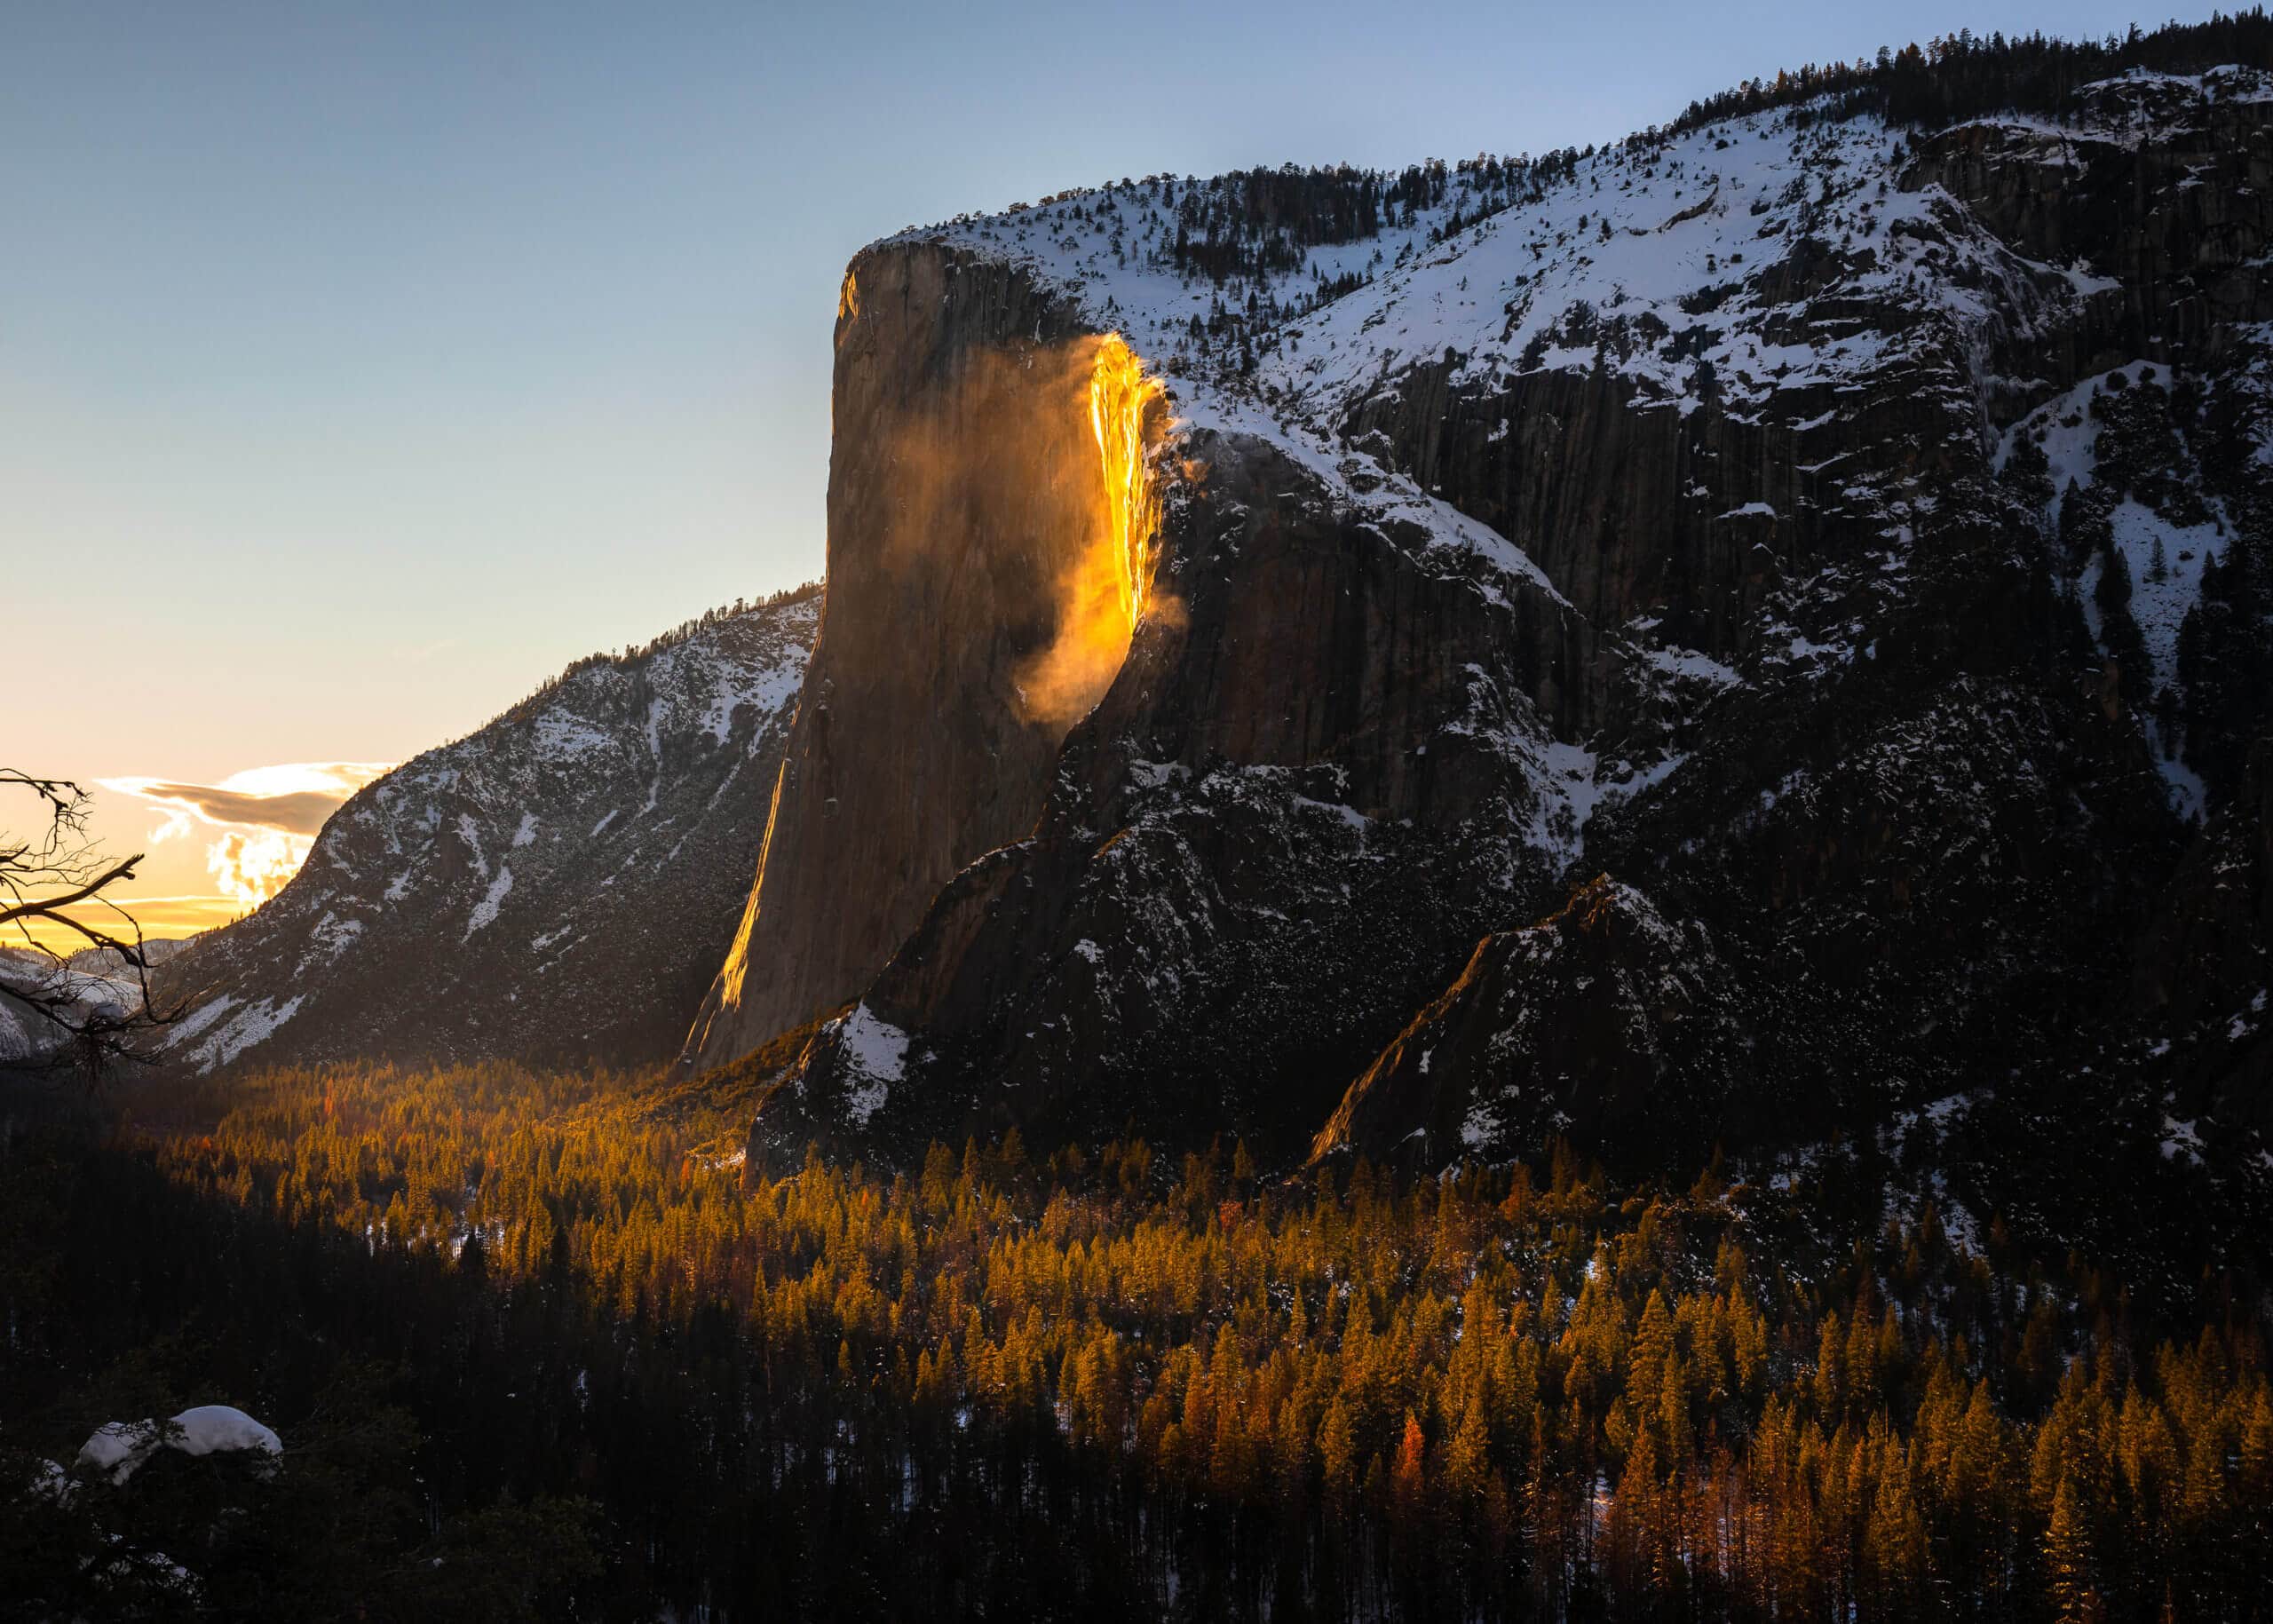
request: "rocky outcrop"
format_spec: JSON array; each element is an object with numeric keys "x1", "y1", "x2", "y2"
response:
[
  {"x1": 776, "y1": 425, "x2": 1592, "y2": 1161},
  {"x1": 1309, "y1": 72, "x2": 2273, "y2": 1176},
  {"x1": 1311, "y1": 876, "x2": 1749, "y2": 1173},
  {"x1": 1905, "y1": 69, "x2": 2273, "y2": 353},
  {"x1": 685, "y1": 248, "x2": 1118, "y2": 1067},
  {"x1": 154, "y1": 595, "x2": 816, "y2": 1073}
]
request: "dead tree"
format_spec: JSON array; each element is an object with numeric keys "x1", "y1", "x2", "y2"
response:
[{"x1": 0, "y1": 771, "x2": 180, "y2": 1078}]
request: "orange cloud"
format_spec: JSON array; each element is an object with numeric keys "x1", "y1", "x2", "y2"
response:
[{"x1": 98, "y1": 762, "x2": 392, "y2": 912}]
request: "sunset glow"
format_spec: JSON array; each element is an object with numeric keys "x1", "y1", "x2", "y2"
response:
[
  {"x1": 44, "y1": 761, "x2": 400, "y2": 942},
  {"x1": 207, "y1": 826, "x2": 314, "y2": 907},
  {"x1": 1089, "y1": 333, "x2": 1165, "y2": 627},
  {"x1": 1013, "y1": 334, "x2": 1166, "y2": 730}
]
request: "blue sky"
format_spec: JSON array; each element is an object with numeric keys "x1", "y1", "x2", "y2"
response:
[{"x1": 4, "y1": 0, "x2": 2212, "y2": 931}]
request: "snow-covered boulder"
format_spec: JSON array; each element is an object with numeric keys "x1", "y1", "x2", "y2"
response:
[{"x1": 76, "y1": 1406, "x2": 281, "y2": 1485}]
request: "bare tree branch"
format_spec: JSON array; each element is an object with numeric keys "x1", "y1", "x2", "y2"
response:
[
  {"x1": 0, "y1": 771, "x2": 185, "y2": 1081},
  {"x1": 0, "y1": 854, "x2": 144, "y2": 925}
]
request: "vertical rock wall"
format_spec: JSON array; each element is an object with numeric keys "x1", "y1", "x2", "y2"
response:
[{"x1": 686, "y1": 245, "x2": 1108, "y2": 1064}]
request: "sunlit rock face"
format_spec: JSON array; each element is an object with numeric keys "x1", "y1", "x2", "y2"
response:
[
  {"x1": 781, "y1": 418, "x2": 1596, "y2": 1161},
  {"x1": 151, "y1": 595, "x2": 817, "y2": 1073},
  {"x1": 685, "y1": 248, "x2": 1150, "y2": 1067}
]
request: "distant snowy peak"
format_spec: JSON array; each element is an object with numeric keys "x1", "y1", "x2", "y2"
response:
[{"x1": 154, "y1": 591, "x2": 820, "y2": 1073}]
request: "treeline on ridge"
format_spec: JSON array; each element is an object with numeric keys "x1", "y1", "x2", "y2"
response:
[{"x1": 1052, "y1": 13, "x2": 2273, "y2": 291}]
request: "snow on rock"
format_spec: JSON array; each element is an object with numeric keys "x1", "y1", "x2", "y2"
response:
[
  {"x1": 77, "y1": 1406, "x2": 281, "y2": 1485},
  {"x1": 166, "y1": 994, "x2": 236, "y2": 1048},
  {"x1": 170, "y1": 1406, "x2": 283, "y2": 1462},
  {"x1": 2109, "y1": 498, "x2": 2218, "y2": 694},
  {"x1": 896, "y1": 93, "x2": 2088, "y2": 455},
  {"x1": 463, "y1": 865, "x2": 513, "y2": 941},
  {"x1": 2161, "y1": 1114, "x2": 2207, "y2": 1162},
  {"x1": 832, "y1": 1002, "x2": 911, "y2": 1129},
  {"x1": 175, "y1": 994, "x2": 305, "y2": 1073}
]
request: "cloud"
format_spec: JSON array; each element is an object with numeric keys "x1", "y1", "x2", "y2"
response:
[
  {"x1": 206, "y1": 828, "x2": 312, "y2": 906},
  {"x1": 107, "y1": 783, "x2": 345, "y2": 836},
  {"x1": 99, "y1": 763, "x2": 392, "y2": 838},
  {"x1": 97, "y1": 762, "x2": 395, "y2": 908}
]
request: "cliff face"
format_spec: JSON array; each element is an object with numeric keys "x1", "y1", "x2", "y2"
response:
[
  {"x1": 701, "y1": 65, "x2": 2273, "y2": 1238},
  {"x1": 689, "y1": 242, "x2": 1597, "y2": 1157},
  {"x1": 788, "y1": 422, "x2": 1595, "y2": 1160},
  {"x1": 685, "y1": 248, "x2": 1125, "y2": 1067},
  {"x1": 154, "y1": 596, "x2": 815, "y2": 1073}
]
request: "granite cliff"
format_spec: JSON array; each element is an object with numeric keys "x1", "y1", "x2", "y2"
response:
[{"x1": 693, "y1": 32, "x2": 2273, "y2": 1262}]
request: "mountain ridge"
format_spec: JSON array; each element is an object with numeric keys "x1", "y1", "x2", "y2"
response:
[{"x1": 149, "y1": 590, "x2": 819, "y2": 1073}]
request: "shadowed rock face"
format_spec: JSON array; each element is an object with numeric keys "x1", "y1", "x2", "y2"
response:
[
  {"x1": 1335, "y1": 337, "x2": 1984, "y2": 666},
  {"x1": 1310, "y1": 876, "x2": 1750, "y2": 1174},
  {"x1": 2135, "y1": 740, "x2": 2273, "y2": 1134},
  {"x1": 1905, "y1": 72, "x2": 2273, "y2": 347},
  {"x1": 1304, "y1": 79, "x2": 2273, "y2": 1185}
]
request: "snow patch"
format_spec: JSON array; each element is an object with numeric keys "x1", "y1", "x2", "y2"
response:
[
  {"x1": 834, "y1": 1002, "x2": 911, "y2": 1128},
  {"x1": 463, "y1": 866, "x2": 514, "y2": 940},
  {"x1": 184, "y1": 995, "x2": 305, "y2": 1072}
]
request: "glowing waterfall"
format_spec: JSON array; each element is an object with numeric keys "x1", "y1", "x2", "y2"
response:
[{"x1": 1089, "y1": 333, "x2": 1165, "y2": 629}]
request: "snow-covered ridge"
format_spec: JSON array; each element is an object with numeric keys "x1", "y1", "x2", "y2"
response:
[
  {"x1": 155, "y1": 594, "x2": 821, "y2": 1073},
  {"x1": 889, "y1": 74, "x2": 2237, "y2": 437},
  {"x1": 320, "y1": 596, "x2": 813, "y2": 944},
  {"x1": 876, "y1": 67, "x2": 2261, "y2": 833},
  {"x1": 890, "y1": 69, "x2": 2266, "y2": 517}
]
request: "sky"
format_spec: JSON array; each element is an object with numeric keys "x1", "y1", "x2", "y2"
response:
[{"x1": 4, "y1": 0, "x2": 2212, "y2": 947}]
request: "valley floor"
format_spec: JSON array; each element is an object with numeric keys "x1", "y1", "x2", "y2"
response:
[{"x1": 4, "y1": 1061, "x2": 2269, "y2": 1620}]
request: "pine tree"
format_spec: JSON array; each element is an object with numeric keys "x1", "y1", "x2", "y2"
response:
[{"x1": 2045, "y1": 1474, "x2": 2103, "y2": 1622}]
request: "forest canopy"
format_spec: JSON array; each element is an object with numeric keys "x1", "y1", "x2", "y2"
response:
[{"x1": 4, "y1": 1059, "x2": 2268, "y2": 1619}]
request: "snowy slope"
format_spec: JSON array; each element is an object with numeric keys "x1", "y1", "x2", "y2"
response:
[
  {"x1": 905, "y1": 66, "x2": 2270, "y2": 424},
  {"x1": 154, "y1": 593, "x2": 819, "y2": 1073}
]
